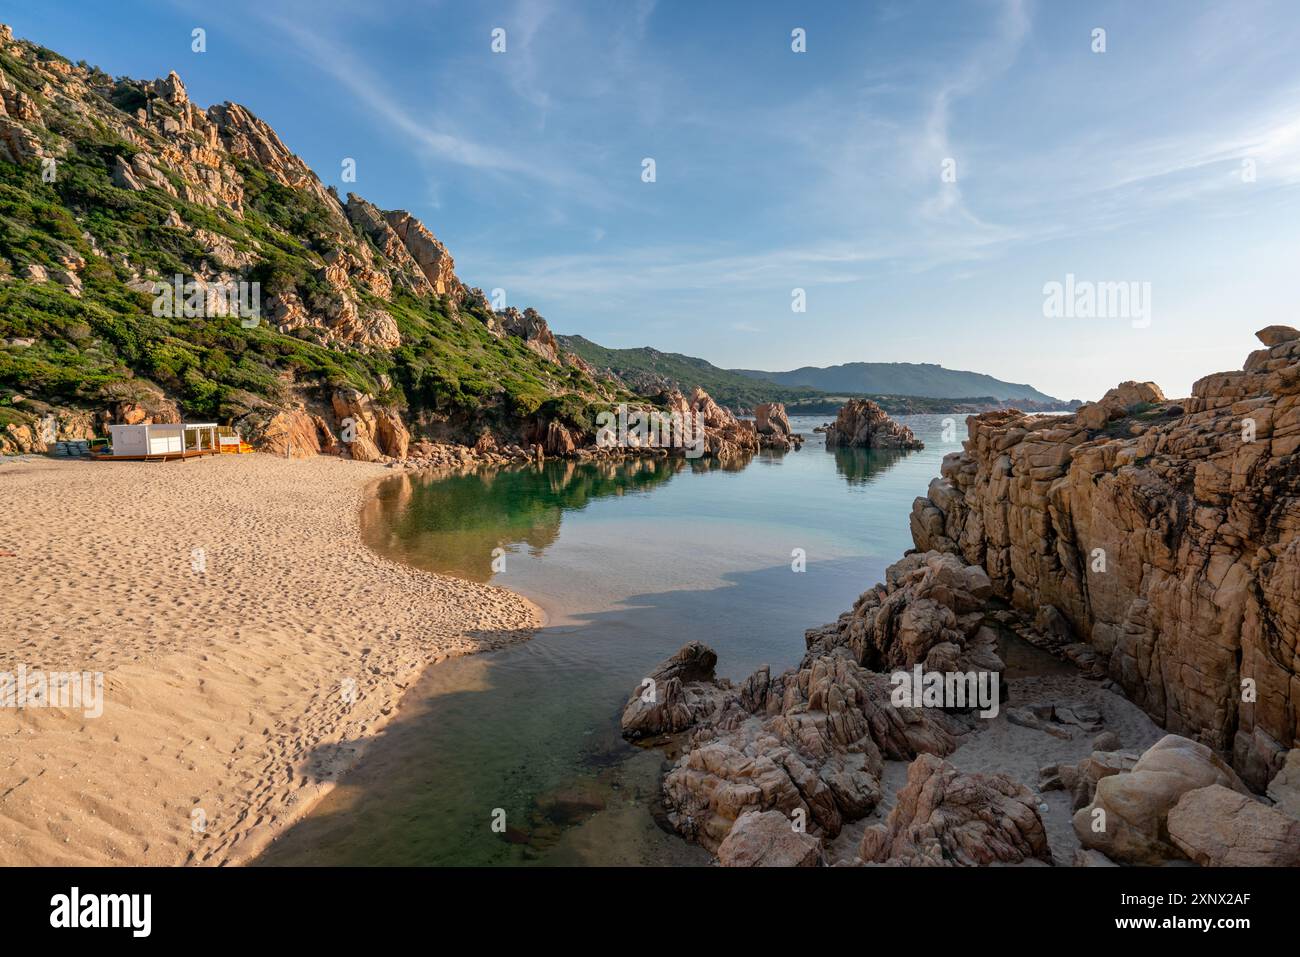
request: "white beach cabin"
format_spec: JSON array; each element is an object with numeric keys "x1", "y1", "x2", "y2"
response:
[{"x1": 101, "y1": 422, "x2": 221, "y2": 461}]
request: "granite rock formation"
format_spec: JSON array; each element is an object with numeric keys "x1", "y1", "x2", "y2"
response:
[
  {"x1": 717, "y1": 809, "x2": 823, "y2": 867},
  {"x1": 0, "y1": 25, "x2": 627, "y2": 459},
  {"x1": 754, "y1": 402, "x2": 803, "y2": 450},
  {"x1": 804, "y1": 551, "x2": 1005, "y2": 679},
  {"x1": 620, "y1": 549, "x2": 1017, "y2": 862},
  {"x1": 859, "y1": 753, "x2": 1052, "y2": 866},
  {"x1": 1073, "y1": 734, "x2": 1251, "y2": 864},
  {"x1": 910, "y1": 327, "x2": 1300, "y2": 790},
  {"x1": 824, "y1": 399, "x2": 924, "y2": 450},
  {"x1": 1166, "y1": 784, "x2": 1300, "y2": 866}
]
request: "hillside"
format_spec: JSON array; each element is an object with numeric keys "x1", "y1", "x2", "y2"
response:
[
  {"x1": 733, "y1": 361, "x2": 1062, "y2": 403},
  {"x1": 0, "y1": 22, "x2": 1076, "y2": 460},
  {"x1": 557, "y1": 335, "x2": 826, "y2": 411},
  {"x1": 0, "y1": 25, "x2": 632, "y2": 458},
  {"x1": 560, "y1": 334, "x2": 1076, "y2": 414}
]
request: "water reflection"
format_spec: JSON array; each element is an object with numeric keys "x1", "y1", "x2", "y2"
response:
[
  {"x1": 362, "y1": 456, "x2": 689, "y2": 582},
  {"x1": 259, "y1": 414, "x2": 962, "y2": 866},
  {"x1": 830, "y1": 447, "x2": 911, "y2": 487}
]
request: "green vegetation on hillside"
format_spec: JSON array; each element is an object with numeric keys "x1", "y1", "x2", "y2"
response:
[
  {"x1": 0, "y1": 71, "x2": 621, "y2": 437},
  {"x1": 733, "y1": 361, "x2": 1062, "y2": 403},
  {"x1": 558, "y1": 334, "x2": 1075, "y2": 415},
  {"x1": 557, "y1": 334, "x2": 826, "y2": 410}
]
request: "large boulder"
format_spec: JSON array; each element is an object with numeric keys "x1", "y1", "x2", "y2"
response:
[
  {"x1": 859, "y1": 753, "x2": 1051, "y2": 866},
  {"x1": 329, "y1": 389, "x2": 410, "y2": 461},
  {"x1": 667, "y1": 743, "x2": 825, "y2": 853},
  {"x1": 1256, "y1": 325, "x2": 1299, "y2": 347},
  {"x1": 1099, "y1": 380, "x2": 1165, "y2": 411},
  {"x1": 1073, "y1": 735, "x2": 1251, "y2": 864},
  {"x1": 754, "y1": 402, "x2": 791, "y2": 436},
  {"x1": 717, "y1": 809, "x2": 822, "y2": 867},
  {"x1": 533, "y1": 419, "x2": 581, "y2": 456},
  {"x1": 1266, "y1": 748, "x2": 1300, "y2": 821},
  {"x1": 753, "y1": 402, "x2": 802, "y2": 451},
  {"x1": 1167, "y1": 784, "x2": 1300, "y2": 866},
  {"x1": 619, "y1": 642, "x2": 734, "y2": 739},
  {"x1": 257, "y1": 409, "x2": 337, "y2": 458},
  {"x1": 498, "y1": 306, "x2": 560, "y2": 363}
]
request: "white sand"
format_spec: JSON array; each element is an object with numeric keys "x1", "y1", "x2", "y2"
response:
[{"x1": 0, "y1": 454, "x2": 539, "y2": 865}]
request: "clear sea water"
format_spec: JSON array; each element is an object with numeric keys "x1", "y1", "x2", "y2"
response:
[{"x1": 257, "y1": 415, "x2": 970, "y2": 866}]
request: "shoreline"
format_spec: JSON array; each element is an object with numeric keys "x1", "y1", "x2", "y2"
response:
[
  {"x1": 356, "y1": 467, "x2": 551, "y2": 630},
  {"x1": 0, "y1": 454, "x2": 540, "y2": 866}
]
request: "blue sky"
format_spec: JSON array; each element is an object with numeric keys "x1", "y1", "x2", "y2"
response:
[{"x1": 8, "y1": 0, "x2": 1300, "y2": 399}]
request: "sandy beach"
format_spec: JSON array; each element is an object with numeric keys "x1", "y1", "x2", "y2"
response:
[{"x1": 0, "y1": 453, "x2": 540, "y2": 866}]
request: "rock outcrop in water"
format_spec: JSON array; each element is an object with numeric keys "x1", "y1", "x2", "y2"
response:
[
  {"x1": 755, "y1": 402, "x2": 792, "y2": 437},
  {"x1": 754, "y1": 402, "x2": 804, "y2": 451},
  {"x1": 620, "y1": 642, "x2": 733, "y2": 738},
  {"x1": 654, "y1": 387, "x2": 761, "y2": 460},
  {"x1": 621, "y1": 549, "x2": 1022, "y2": 863},
  {"x1": 824, "y1": 399, "x2": 924, "y2": 450},
  {"x1": 909, "y1": 326, "x2": 1300, "y2": 791}
]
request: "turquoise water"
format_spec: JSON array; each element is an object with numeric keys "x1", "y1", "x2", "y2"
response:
[{"x1": 257, "y1": 415, "x2": 967, "y2": 866}]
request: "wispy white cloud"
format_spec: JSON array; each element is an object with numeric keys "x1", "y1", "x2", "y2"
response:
[
  {"x1": 464, "y1": 239, "x2": 894, "y2": 303},
  {"x1": 909, "y1": 0, "x2": 1032, "y2": 248},
  {"x1": 256, "y1": 11, "x2": 577, "y2": 188},
  {"x1": 147, "y1": 0, "x2": 1300, "y2": 398}
]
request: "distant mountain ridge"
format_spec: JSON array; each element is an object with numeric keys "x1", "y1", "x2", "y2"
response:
[
  {"x1": 733, "y1": 362, "x2": 1059, "y2": 403},
  {"x1": 556, "y1": 335, "x2": 826, "y2": 409},
  {"x1": 560, "y1": 335, "x2": 1069, "y2": 410}
]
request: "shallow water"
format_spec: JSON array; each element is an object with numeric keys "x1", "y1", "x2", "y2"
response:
[{"x1": 258, "y1": 415, "x2": 975, "y2": 866}]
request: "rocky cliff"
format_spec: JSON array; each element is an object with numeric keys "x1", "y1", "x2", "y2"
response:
[
  {"x1": 911, "y1": 326, "x2": 1300, "y2": 790},
  {"x1": 0, "y1": 24, "x2": 627, "y2": 458},
  {"x1": 618, "y1": 326, "x2": 1299, "y2": 867}
]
